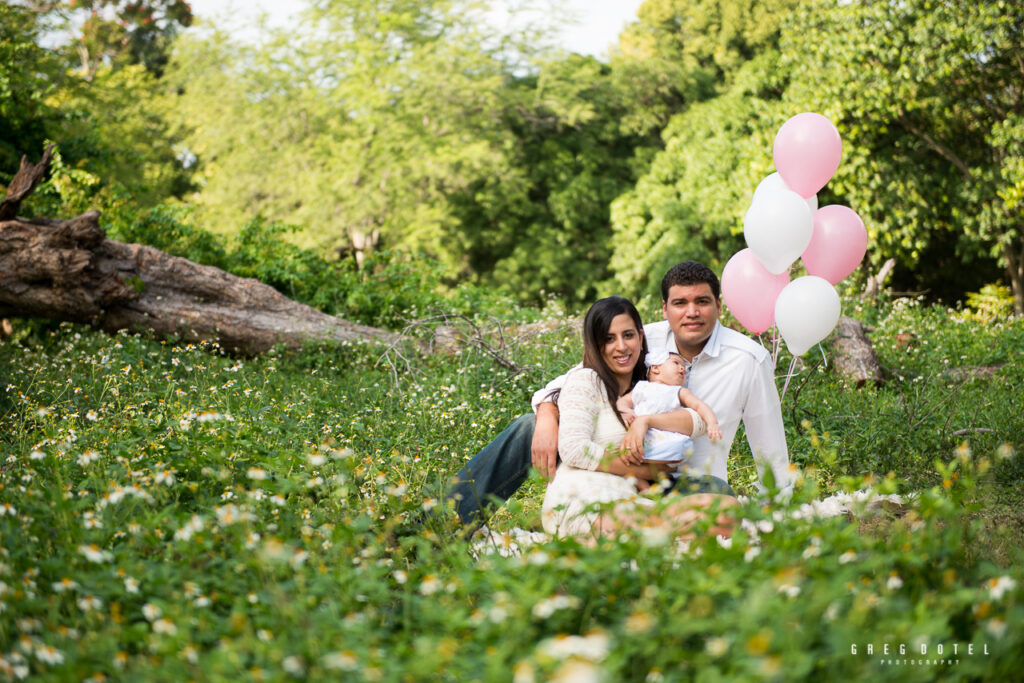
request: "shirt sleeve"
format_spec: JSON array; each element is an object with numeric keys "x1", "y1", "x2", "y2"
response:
[
  {"x1": 530, "y1": 363, "x2": 582, "y2": 413},
  {"x1": 744, "y1": 355, "x2": 793, "y2": 497},
  {"x1": 556, "y1": 369, "x2": 611, "y2": 471}
]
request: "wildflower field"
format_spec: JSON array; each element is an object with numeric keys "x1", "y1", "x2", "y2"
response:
[{"x1": 1, "y1": 295, "x2": 1022, "y2": 681}]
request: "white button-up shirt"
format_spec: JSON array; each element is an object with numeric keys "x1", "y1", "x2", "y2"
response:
[{"x1": 532, "y1": 320, "x2": 792, "y2": 495}]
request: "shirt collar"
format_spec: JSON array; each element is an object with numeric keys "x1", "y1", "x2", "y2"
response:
[
  {"x1": 650, "y1": 320, "x2": 723, "y2": 361},
  {"x1": 698, "y1": 322, "x2": 723, "y2": 360}
]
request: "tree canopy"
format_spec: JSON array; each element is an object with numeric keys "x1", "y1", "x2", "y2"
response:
[
  {"x1": 606, "y1": 0, "x2": 1024, "y2": 313},
  {"x1": 2, "y1": 0, "x2": 1021, "y2": 312}
]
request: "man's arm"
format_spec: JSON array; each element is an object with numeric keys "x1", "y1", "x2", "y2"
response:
[
  {"x1": 745, "y1": 356, "x2": 792, "y2": 497},
  {"x1": 678, "y1": 388, "x2": 722, "y2": 441},
  {"x1": 529, "y1": 369, "x2": 572, "y2": 479},
  {"x1": 532, "y1": 402, "x2": 559, "y2": 478}
]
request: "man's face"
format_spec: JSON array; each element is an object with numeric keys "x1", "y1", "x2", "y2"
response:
[{"x1": 662, "y1": 283, "x2": 721, "y2": 360}]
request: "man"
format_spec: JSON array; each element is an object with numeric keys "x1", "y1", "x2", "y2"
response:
[{"x1": 448, "y1": 261, "x2": 792, "y2": 526}]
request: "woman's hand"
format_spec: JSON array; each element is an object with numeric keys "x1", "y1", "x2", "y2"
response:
[{"x1": 619, "y1": 415, "x2": 649, "y2": 464}]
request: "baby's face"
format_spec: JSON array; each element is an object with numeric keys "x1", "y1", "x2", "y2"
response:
[{"x1": 651, "y1": 355, "x2": 686, "y2": 386}]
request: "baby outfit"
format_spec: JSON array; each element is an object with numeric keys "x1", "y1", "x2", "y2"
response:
[{"x1": 632, "y1": 381, "x2": 707, "y2": 462}]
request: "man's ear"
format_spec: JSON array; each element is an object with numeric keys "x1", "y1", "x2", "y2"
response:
[{"x1": 661, "y1": 300, "x2": 669, "y2": 320}]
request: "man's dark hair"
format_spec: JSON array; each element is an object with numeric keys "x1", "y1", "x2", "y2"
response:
[{"x1": 660, "y1": 261, "x2": 720, "y2": 302}]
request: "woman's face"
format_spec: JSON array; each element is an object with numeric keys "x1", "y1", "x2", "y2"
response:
[{"x1": 601, "y1": 313, "x2": 643, "y2": 384}]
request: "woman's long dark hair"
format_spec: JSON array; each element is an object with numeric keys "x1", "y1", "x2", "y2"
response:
[{"x1": 581, "y1": 296, "x2": 648, "y2": 427}]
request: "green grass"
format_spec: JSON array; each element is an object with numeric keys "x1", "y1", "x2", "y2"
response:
[{"x1": 1, "y1": 296, "x2": 1022, "y2": 681}]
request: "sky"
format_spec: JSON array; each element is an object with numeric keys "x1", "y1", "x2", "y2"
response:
[{"x1": 191, "y1": 0, "x2": 646, "y2": 60}]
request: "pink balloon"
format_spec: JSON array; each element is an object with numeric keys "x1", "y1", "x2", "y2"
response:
[
  {"x1": 801, "y1": 205, "x2": 868, "y2": 284},
  {"x1": 773, "y1": 113, "x2": 842, "y2": 198},
  {"x1": 721, "y1": 248, "x2": 790, "y2": 335}
]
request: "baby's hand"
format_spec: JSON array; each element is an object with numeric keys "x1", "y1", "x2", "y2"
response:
[{"x1": 708, "y1": 423, "x2": 723, "y2": 442}]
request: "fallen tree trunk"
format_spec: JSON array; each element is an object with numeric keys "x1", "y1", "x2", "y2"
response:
[
  {"x1": 0, "y1": 149, "x2": 399, "y2": 355},
  {"x1": 830, "y1": 316, "x2": 884, "y2": 386}
]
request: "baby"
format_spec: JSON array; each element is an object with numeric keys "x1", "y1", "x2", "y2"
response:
[{"x1": 617, "y1": 348, "x2": 722, "y2": 463}]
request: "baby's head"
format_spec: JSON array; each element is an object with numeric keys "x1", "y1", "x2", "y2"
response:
[{"x1": 645, "y1": 349, "x2": 686, "y2": 386}]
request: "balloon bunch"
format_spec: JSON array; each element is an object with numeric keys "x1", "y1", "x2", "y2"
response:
[{"x1": 721, "y1": 113, "x2": 868, "y2": 389}]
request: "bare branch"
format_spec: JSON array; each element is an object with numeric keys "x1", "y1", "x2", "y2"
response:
[
  {"x1": 951, "y1": 428, "x2": 995, "y2": 436},
  {"x1": 0, "y1": 144, "x2": 54, "y2": 221},
  {"x1": 896, "y1": 112, "x2": 971, "y2": 179}
]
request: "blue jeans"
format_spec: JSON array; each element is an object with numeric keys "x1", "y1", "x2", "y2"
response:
[
  {"x1": 448, "y1": 413, "x2": 536, "y2": 526},
  {"x1": 665, "y1": 474, "x2": 735, "y2": 497}
]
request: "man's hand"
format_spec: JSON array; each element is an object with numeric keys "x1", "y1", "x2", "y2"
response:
[
  {"x1": 532, "y1": 403, "x2": 560, "y2": 478},
  {"x1": 619, "y1": 416, "x2": 649, "y2": 465}
]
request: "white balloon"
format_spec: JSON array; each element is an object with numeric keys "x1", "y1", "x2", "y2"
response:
[
  {"x1": 753, "y1": 172, "x2": 817, "y2": 214},
  {"x1": 743, "y1": 186, "x2": 814, "y2": 274},
  {"x1": 774, "y1": 276, "x2": 841, "y2": 356}
]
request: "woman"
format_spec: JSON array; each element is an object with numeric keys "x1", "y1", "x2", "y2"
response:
[{"x1": 541, "y1": 296, "x2": 738, "y2": 539}]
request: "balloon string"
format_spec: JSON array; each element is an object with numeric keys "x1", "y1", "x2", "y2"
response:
[
  {"x1": 818, "y1": 342, "x2": 828, "y2": 369},
  {"x1": 779, "y1": 356, "x2": 799, "y2": 402},
  {"x1": 771, "y1": 326, "x2": 781, "y2": 368}
]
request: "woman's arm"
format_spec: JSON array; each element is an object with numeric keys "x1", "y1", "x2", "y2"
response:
[
  {"x1": 619, "y1": 409, "x2": 696, "y2": 461},
  {"x1": 556, "y1": 370, "x2": 616, "y2": 471},
  {"x1": 678, "y1": 388, "x2": 723, "y2": 441},
  {"x1": 599, "y1": 455, "x2": 676, "y2": 481}
]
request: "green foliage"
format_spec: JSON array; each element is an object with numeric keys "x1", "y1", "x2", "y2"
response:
[
  {"x1": 781, "y1": 0, "x2": 1024, "y2": 311},
  {"x1": 449, "y1": 54, "x2": 654, "y2": 305},
  {"x1": 607, "y1": 53, "x2": 787, "y2": 299},
  {"x1": 42, "y1": 0, "x2": 193, "y2": 77},
  {"x1": 0, "y1": 4, "x2": 60, "y2": 176},
  {"x1": 1, "y1": 3, "x2": 191, "y2": 205},
  {"x1": 222, "y1": 218, "x2": 461, "y2": 330},
  {"x1": 609, "y1": 0, "x2": 1023, "y2": 312},
  {"x1": 162, "y1": 4, "x2": 666, "y2": 306},
  {"x1": 51, "y1": 63, "x2": 195, "y2": 204},
  {"x1": 778, "y1": 298, "x2": 1024, "y2": 492},
  {"x1": 0, "y1": 297, "x2": 1022, "y2": 679},
  {"x1": 164, "y1": 1, "x2": 526, "y2": 264},
  {"x1": 961, "y1": 284, "x2": 1016, "y2": 324},
  {"x1": 612, "y1": 0, "x2": 804, "y2": 136},
  {"x1": 605, "y1": 0, "x2": 807, "y2": 299}
]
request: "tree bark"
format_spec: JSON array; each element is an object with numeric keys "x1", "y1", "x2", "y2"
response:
[
  {"x1": 0, "y1": 151, "x2": 400, "y2": 355},
  {"x1": 1004, "y1": 237, "x2": 1024, "y2": 316},
  {"x1": 830, "y1": 316, "x2": 884, "y2": 387},
  {"x1": 862, "y1": 257, "x2": 896, "y2": 301}
]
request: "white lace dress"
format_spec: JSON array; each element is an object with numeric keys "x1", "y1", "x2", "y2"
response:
[{"x1": 541, "y1": 368, "x2": 653, "y2": 537}]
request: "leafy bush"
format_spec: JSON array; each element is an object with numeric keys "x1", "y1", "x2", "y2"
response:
[
  {"x1": 960, "y1": 284, "x2": 1016, "y2": 324},
  {"x1": 20, "y1": 159, "x2": 522, "y2": 330}
]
